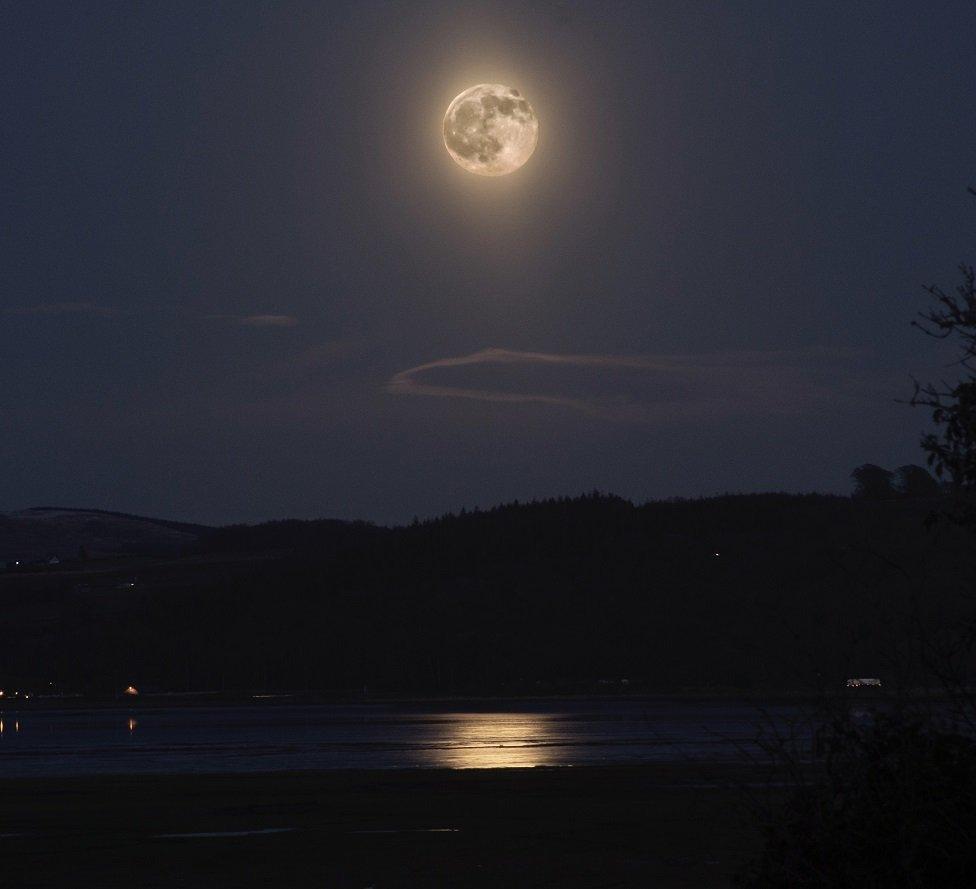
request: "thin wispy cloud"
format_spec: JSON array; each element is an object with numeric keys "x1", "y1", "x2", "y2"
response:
[
  {"x1": 8, "y1": 304, "x2": 301, "y2": 329},
  {"x1": 387, "y1": 348, "x2": 659, "y2": 414},
  {"x1": 239, "y1": 314, "x2": 299, "y2": 328},
  {"x1": 5, "y1": 302, "x2": 117, "y2": 317},
  {"x1": 387, "y1": 346, "x2": 873, "y2": 422},
  {"x1": 202, "y1": 312, "x2": 300, "y2": 328}
]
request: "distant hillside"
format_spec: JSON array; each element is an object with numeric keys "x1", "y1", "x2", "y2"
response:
[
  {"x1": 0, "y1": 507, "x2": 209, "y2": 562},
  {"x1": 0, "y1": 493, "x2": 972, "y2": 695}
]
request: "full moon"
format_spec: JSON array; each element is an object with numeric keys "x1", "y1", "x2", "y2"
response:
[{"x1": 443, "y1": 84, "x2": 539, "y2": 176}]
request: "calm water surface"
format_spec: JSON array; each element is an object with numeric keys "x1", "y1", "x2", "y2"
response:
[{"x1": 0, "y1": 699, "x2": 807, "y2": 777}]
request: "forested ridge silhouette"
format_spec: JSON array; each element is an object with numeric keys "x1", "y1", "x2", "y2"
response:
[{"x1": 2, "y1": 491, "x2": 970, "y2": 696}]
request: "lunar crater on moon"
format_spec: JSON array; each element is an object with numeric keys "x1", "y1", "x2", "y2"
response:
[{"x1": 443, "y1": 84, "x2": 538, "y2": 176}]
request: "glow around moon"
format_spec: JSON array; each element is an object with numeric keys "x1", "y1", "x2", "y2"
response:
[{"x1": 443, "y1": 84, "x2": 538, "y2": 176}]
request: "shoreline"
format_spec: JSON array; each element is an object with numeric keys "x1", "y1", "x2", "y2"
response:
[{"x1": 0, "y1": 687, "x2": 894, "y2": 712}]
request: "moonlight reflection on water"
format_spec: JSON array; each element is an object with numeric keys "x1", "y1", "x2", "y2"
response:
[
  {"x1": 0, "y1": 701, "x2": 803, "y2": 776},
  {"x1": 422, "y1": 712, "x2": 563, "y2": 769}
]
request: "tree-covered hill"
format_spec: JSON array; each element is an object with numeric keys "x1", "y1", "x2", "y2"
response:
[{"x1": 1, "y1": 493, "x2": 970, "y2": 696}]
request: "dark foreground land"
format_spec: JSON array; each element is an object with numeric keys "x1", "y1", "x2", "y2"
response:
[{"x1": 0, "y1": 765, "x2": 768, "y2": 888}]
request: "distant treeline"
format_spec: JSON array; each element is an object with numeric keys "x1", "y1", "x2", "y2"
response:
[{"x1": 1, "y1": 492, "x2": 971, "y2": 696}]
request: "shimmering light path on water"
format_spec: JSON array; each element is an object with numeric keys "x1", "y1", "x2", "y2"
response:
[{"x1": 0, "y1": 699, "x2": 809, "y2": 777}]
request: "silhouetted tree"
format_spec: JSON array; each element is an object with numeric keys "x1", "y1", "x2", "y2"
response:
[
  {"x1": 850, "y1": 463, "x2": 895, "y2": 499},
  {"x1": 911, "y1": 191, "x2": 976, "y2": 526},
  {"x1": 737, "y1": 711, "x2": 976, "y2": 888},
  {"x1": 894, "y1": 464, "x2": 941, "y2": 498},
  {"x1": 741, "y1": 187, "x2": 976, "y2": 888}
]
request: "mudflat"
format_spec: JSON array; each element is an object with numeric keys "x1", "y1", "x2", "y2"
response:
[{"x1": 0, "y1": 764, "x2": 771, "y2": 888}]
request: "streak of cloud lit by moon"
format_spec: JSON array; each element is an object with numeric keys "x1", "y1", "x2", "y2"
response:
[{"x1": 386, "y1": 346, "x2": 871, "y2": 422}]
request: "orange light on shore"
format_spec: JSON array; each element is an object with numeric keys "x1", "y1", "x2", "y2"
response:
[{"x1": 124, "y1": 685, "x2": 139, "y2": 697}]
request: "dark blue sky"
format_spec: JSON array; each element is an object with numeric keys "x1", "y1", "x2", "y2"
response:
[{"x1": 3, "y1": 1, "x2": 975, "y2": 525}]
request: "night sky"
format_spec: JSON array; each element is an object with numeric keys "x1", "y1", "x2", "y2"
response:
[{"x1": 3, "y1": 1, "x2": 975, "y2": 525}]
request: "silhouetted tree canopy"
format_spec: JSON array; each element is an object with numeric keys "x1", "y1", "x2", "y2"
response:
[
  {"x1": 742, "y1": 187, "x2": 976, "y2": 888},
  {"x1": 737, "y1": 712, "x2": 976, "y2": 888},
  {"x1": 850, "y1": 464, "x2": 896, "y2": 500},
  {"x1": 912, "y1": 190, "x2": 976, "y2": 526},
  {"x1": 894, "y1": 464, "x2": 941, "y2": 498}
]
